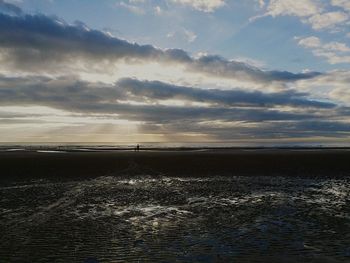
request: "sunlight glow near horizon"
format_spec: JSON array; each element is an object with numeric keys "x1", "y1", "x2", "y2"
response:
[{"x1": 1, "y1": 0, "x2": 350, "y2": 144}]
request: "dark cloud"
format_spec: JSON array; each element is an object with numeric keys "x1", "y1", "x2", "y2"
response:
[
  {"x1": 0, "y1": 112, "x2": 41, "y2": 119},
  {"x1": 191, "y1": 55, "x2": 321, "y2": 83},
  {"x1": 1, "y1": 74, "x2": 347, "y2": 139},
  {"x1": 292, "y1": 121, "x2": 350, "y2": 133},
  {"x1": 0, "y1": 10, "x2": 320, "y2": 83},
  {"x1": 0, "y1": 0, "x2": 22, "y2": 15},
  {"x1": 139, "y1": 119, "x2": 350, "y2": 140},
  {"x1": 0, "y1": 75, "x2": 334, "y2": 114},
  {"x1": 117, "y1": 78, "x2": 335, "y2": 108},
  {"x1": 0, "y1": 12, "x2": 163, "y2": 71},
  {"x1": 0, "y1": 74, "x2": 342, "y2": 140}
]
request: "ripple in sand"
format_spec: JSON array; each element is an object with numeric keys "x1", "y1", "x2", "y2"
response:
[{"x1": 0, "y1": 175, "x2": 349, "y2": 262}]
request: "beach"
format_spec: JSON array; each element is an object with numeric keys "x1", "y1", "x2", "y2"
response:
[
  {"x1": 1, "y1": 149, "x2": 350, "y2": 262},
  {"x1": 1, "y1": 148, "x2": 350, "y2": 182}
]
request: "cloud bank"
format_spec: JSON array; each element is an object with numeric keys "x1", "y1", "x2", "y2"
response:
[
  {"x1": 1, "y1": 74, "x2": 346, "y2": 141},
  {"x1": 0, "y1": 2, "x2": 349, "y2": 142},
  {"x1": 0, "y1": 10, "x2": 319, "y2": 86}
]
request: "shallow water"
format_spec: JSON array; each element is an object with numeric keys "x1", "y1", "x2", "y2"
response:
[{"x1": 1, "y1": 175, "x2": 349, "y2": 262}]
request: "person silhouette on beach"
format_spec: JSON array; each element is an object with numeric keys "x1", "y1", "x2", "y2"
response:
[{"x1": 136, "y1": 144, "x2": 140, "y2": 152}]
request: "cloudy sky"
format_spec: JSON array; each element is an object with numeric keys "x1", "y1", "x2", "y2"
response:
[{"x1": 1, "y1": 0, "x2": 350, "y2": 144}]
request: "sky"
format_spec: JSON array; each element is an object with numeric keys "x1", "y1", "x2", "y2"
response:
[{"x1": 1, "y1": 0, "x2": 350, "y2": 144}]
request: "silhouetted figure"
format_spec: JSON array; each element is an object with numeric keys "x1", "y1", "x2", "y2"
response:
[{"x1": 136, "y1": 144, "x2": 140, "y2": 152}]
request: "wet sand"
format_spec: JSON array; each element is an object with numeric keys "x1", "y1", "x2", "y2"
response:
[
  {"x1": 1, "y1": 149, "x2": 350, "y2": 262},
  {"x1": 1, "y1": 148, "x2": 350, "y2": 183}
]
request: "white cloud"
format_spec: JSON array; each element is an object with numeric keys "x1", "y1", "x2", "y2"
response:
[
  {"x1": 167, "y1": 28, "x2": 197, "y2": 43},
  {"x1": 324, "y1": 42, "x2": 350, "y2": 52},
  {"x1": 257, "y1": 0, "x2": 265, "y2": 8},
  {"x1": 330, "y1": 87, "x2": 350, "y2": 104},
  {"x1": 154, "y1": 5, "x2": 162, "y2": 15},
  {"x1": 118, "y1": 1, "x2": 145, "y2": 14},
  {"x1": 170, "y1": 0, "x2": 226, "y2": 12},
  {"x1": 295, "y1": 70, "x2": 350, "y2": 104},
  {"x1": 252, "y1": 0, "x2": 350, "y2": 32},
  {"x1": 331, "y1": 0, "x2": 350, "y2": 12},
  {"x1": 129, "y1": 0, "x2": 145, "y2": 3},
  {"x1": 297, "y1": 36, "x2": 350, "y2": 64},
  {"x1": 184, "y1": 29, "x2": 197, "y2": 42},
  {"x1": 297, "y1": 36, "x2": 321, "y2": 48},
  {"x1": 264, "y1": 0, "x2": 323, "y2": 18},
  {"x1": 234, "y1": 56, "x2": 266, "y2": 68},
  {"x1": 307, "y1": 11, "x2": 348, "y2": 30}
]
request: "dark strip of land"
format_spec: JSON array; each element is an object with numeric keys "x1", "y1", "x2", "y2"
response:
[{"x1": 1, "y1": 149, "x2": 350, "y2": 183}]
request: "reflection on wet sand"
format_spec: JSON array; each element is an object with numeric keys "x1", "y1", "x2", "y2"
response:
[{"x1": 1, "y1": 175, "x2": 349, "y2": 262}]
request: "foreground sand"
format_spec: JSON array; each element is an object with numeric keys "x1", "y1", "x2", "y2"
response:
[
  {"x1": 1, "y1": 149, "x2": 350, "y2": 262},
  {"x1": 1, "y1": 149, "x2": 350, "y2": 182}
]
